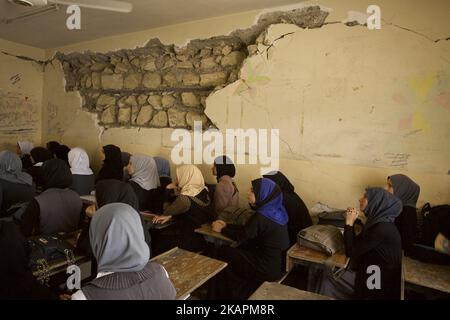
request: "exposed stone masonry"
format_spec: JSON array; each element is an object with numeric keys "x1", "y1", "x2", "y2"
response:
[{"x1": 56, "y1": 6, "x2": 328, "y2": 129}]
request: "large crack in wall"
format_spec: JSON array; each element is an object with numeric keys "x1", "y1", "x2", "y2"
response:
[{"x1": 56, "y1": 6, "x2": 328, "y2": 130}]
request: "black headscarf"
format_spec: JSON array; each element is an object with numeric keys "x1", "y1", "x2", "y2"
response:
[
  {"x1": 0, "y1": 221, "x2": 54, "y2": 299},
  {"x1": 263, "y1": 171, "x2": 295, "y2": 193},
  {"x1": 121, "y1": 152, "x2": 131, "y2": 167},
  {"x1": 96, "y1": 179, "x2": 139, "y2": 211},
  {"x1": 388, "y1": 174, "x2": 420, "y2": 208},
  {"x1": 98, "y1": 145, "x2": 123, "y2": 181},
  {"x1": 363, "y1": 187, "x2": 402, "y2": 231},
  {"x1": 214, "y1": 155, "x2": 236, "y2": 182},
  {"x1": 55, "y1": 145, "x2": 70, "y2": 164},
  {"x1": 46, "y1": 141, "x2": 60, "y2": 157},
  {"x1": 41, "y1": 159, "x2": 72, "y2": 190},
  {"x1": 30, "y1": 147, "x2": 53, "y2": 164}
]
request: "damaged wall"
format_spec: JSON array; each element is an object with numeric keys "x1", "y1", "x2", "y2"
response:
[
  {"x1": 55, "y1": 6, "x2": 327, "y2": 130},
  {"x1": 0, "y1": 39, "x2": 45, "y2": 150},
  {"x1": 40, "y1": 1, "x2": 449, "y2": 208}
]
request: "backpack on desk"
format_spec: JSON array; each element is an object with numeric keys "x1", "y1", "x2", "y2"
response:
[
  {"x1": 28, "y1": 233, "x2": 76, "y2": 285},
  {"x1": 297, "y1": 225, "x2": 344, "y2": 256}
]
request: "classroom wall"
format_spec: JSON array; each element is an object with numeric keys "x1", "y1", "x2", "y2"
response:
[
  {"x1": 40, "y1": 0, "x2": 449, "y2": 209},
  {"x1": 0, "y1": 39, "x2": 45, "y2": 151}
]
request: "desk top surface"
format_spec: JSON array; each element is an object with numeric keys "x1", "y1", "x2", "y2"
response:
[
  {"x1": 403, "y1": 256, "x2": 450, "y2": 294},
  {"x1": 195, "y1": 223, "x2": 237, "y2": 245},
  {"x1": 249, "y1": 282, "x2": 334, "y2": 300},
  {"x1": 151, "y1": 247, "x2": 227, "y2": 299},
  {"x1": 287, "y1": 243, "x2": 348, "y2": 268}
]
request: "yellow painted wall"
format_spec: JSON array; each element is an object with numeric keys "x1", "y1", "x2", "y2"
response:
[
  {"x1": 39, "y1": 0, "x2": 449, "y2": 210},
  {"x1": 0, "y1": 39, "x2": 45, "y2": 151}
]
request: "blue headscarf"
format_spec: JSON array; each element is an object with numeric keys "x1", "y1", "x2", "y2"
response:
[
  {"x1": 363, "y1": 187, "x2": 402, "y2": 231},
  {"x1": 154, "y1": 156, "x2": 171, "y2": 178},
  {"x1": 251, "y1": 178, "x2": 288, "y2": 225}
]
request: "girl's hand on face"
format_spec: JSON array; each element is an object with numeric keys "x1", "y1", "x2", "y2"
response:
[{"x1": 345, "y1": 207, "x2": 359, "y2": 226}]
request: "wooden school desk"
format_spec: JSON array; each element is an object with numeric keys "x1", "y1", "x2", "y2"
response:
[
  {"x1": 249, "y1": 282, "x2": 334, "y2": 300},
  {"x1": 403, "y1": 256, "x2": 450, "y2": 294},
  {"x1": 150, "y1": 247, "x2": 228, "y2": 300},
  {"x1": 286, "y1": 243, "x2": 348, "y2": 273},
  {"x1": 195, "y1": 223, "x2": 238, "y2": 247}
]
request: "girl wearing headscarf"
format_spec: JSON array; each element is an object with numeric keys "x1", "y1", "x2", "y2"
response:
[
  {"x1": 154, "y1": 156, "x2": 172, "y2": 189},
  {"x1": 385, "y1": 174, "x2": 419, "y2": 253},
  {"x1": 68, "y1": 147, "x2": 95, "y2": 196},
  {"x1": 16, "y1": 141, "x2": 34, "y2": 170},
  {"x1": 387, "y1": 175, "x2": 450, "y2": 264},
  {"x1": 0, "y1": 221, "x2": 56, "y2": 300},
  {"x1": 46, "y1": 141, "x2": 60, "y2": 158},
  {"x1": 20, "y1": 159, "x2": 82, "y2": 236},
  {"x1": 55, "y1": 144, "x2": 71, "y2": 165},
  {"x1": 263, "y1": 171, "x2": 312, "y2": 245},
  {"x1": 318, "y1": 187, "x2": 402, "y2": 300},
  {"x1": 211, "y1": 178, "x2": 290, "y2": 299},
  {"x1": 127, "y1": 154, "x2": 161, "y2": 212},
  {"x1": 152, "y1": 165, "x2": 212, "y2": 254},
  {"x1": 212, "y1": 155, "x2": 239, "y2": 216},
  {"x1": 97, "y1": 145, "x2": 123, "y2": 182},
  {"x1": 27, "y1": 146, "x2": 53, "y2": 191},
  {"x1": 0, "y1": 151, "x2": 34, "y2": 217},
  {"x1": 71, "y1": 203, "x2": 176, "y2": 300},
  {"x1": 76, "y1": 180, "x2": 152, "y2": 259}
]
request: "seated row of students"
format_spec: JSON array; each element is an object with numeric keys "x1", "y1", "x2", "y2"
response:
[{"x1": 1, "y1": 140, "x2": 447, "y2": 300}]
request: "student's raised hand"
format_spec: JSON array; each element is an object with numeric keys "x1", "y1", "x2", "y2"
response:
[
  {"x1": 85, "y1": 204, "x2": 96, "y2": 218},
  {"x1": 153, "y1": 215, "x2": 172, "y2": 224},
  {"x1": 212, "y1": 220, "x2": 226, "y2": 233},
  {"x1": 345, "y1": 208, "x2": 359, "y2": 226}
]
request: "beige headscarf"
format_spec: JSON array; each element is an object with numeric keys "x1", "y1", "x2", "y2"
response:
[{"x1": 176, "y1": 165, "x2": 205, "y2": 197}]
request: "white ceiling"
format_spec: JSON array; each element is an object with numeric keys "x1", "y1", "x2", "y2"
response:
[{"x1": 0, "y1": 0, "x2": 301, "y2": 49}]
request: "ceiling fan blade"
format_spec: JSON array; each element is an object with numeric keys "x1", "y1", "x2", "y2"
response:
[{"x1": 50, "y1": 0, "x2": 132, "y2": 13}]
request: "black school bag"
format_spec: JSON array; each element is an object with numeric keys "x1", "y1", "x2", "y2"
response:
[
  {"x1": 419, "y1": 203, "x2": 450, "y2": 247},
  {"x1": 28, "y1": 233, "x2": 76, "y2": 285}
]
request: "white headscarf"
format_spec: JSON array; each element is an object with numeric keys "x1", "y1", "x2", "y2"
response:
[
  {"x1": 68, "y1": 147, "x2": 93, "y2": 175},
  {"x1": 17, "y1": 141, "x2": 34, "y2": 155},
  {"x1": 176, "y1": 165, "x2": 206, "y2": 197},
  {"x1": 130, "y1": 154, "x2": 160, "y2": 191}
]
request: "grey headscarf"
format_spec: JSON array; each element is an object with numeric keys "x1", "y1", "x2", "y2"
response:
[
  {"x1": 129, "y1": 154, "x2": 160, "y2": 190},
  {"x1": 154, "y1": 156, "x2": 171, "y2": 178},
  {"x1": 0, "y1": 151, "x2": 33, "y2": 186},
  {"x1": 89, "y1": 203, "x2": 150, "y2": 273},
  {"x1": 389, "y1": 174, "x2": 420, "y2": 208},
  {"x1": 363, "y1": 187, "x2": 402, "y2": 231}
]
